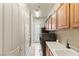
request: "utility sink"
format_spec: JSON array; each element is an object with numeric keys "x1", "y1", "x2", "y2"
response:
[
  {"x1": 46, "y1": 42, "x2": 79, "y2": 56},
  {"x1": 54, "y1": 49, "x2": 79, "y2": 56}
]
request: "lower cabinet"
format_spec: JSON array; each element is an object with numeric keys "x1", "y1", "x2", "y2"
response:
[
  {"x1": 46, "y1": 45, "x2": 54, "y2": 56},
  {"x1": 49, "y1": 49, "x2": 54, "y2": 56},
  {"x1": 46, "y1": 45, "x2": 50, "y2": 56}
]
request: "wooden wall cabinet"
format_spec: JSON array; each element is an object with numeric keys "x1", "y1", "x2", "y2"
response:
[
  {"x1": 51, "y1": 13, "x2": 57, "y2": 30},
  {"x1": 45, "y1": 3, "x2": 79, "y2": 30},
  {"x1": 45, "y1": 4, "x2": 70, "y2": 30},
  {"x1": 70, "y1": 4, "x2": 79, "y2": 28},
  {"x1": 57, "y1": 4, "x2": 69, "y2": 29},
  {"x1": 45, "y1": 14, "x2": 56, "y2": 31},
  {"x1": 48, "y1": 17, "x2": 52, "y2": 31},
  {"x1": 45, "y1": 17, "x2": 51, "y2": 31},
  {"x1": 45, "y1": 20, "x2": 49, "y2": 30}
]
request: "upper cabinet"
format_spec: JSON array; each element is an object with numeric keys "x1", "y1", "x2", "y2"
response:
[
  {"x1": 45, "y1": 3, "x2": 79, "y2": 31},
  {"x1": 45, "y1": 14, "x2": 56, "y2": 31},
  {"x1": 51, "y1": 13, "x2": 56, "y2": 30},
  {"x1": 70, "y1": 4, "x2": 79, "y2": 28},
  {"x1": 45, "y1": 20, "x2": 49, "y2": 30},
  {"x1": 45, "y1": 13, "x2": 57, "y2": 31},
  {"x1": 48, "y1": 16, "x2": 52, "y2": 31},
  {"x1": 57, "y1": 4, "x2": 69, "y2": 29}
]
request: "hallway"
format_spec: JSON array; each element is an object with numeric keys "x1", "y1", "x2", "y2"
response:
[
  {"x1": 0, "y1": 3, "x2": 55, "y2": 56},
  {"x1": 26, "y1": 43, "x2": 42, "y2": 56},
  {"x1": 0, "y1": 1, "x2": 79, "y2": 59}
]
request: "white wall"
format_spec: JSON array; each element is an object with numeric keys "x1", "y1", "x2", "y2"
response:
[
  {"x1": 56, "y1": 29, "x2": 79, "y2": 51},
  {"x1": 3, "y1": 3, "x2": 13, "y2": 55},
  {"x1": 0, "y1": 4, "x2": 3, "y2": 56},
  {"x1": 0, "y1": 3, "x2": 30, "y2": 56}
]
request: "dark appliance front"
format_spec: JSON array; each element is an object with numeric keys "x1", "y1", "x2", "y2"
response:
[{"x1": 40, "y1": 28, "x2": 57, "y2": 56}]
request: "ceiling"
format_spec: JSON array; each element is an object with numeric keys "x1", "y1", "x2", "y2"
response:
[{"x1": 27, "y1": 3, "x2": 55, "y2": 19}]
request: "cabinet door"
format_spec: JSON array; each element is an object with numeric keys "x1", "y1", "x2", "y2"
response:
[
  {"x1": 51, "y1": 13, "x2": 56, "y2": 30},
  {"x1": 44, "y1": 23, "x2": 47, "y2": 30},
  {"x1": 46, "y1": 45, "x2": 53, "y2": 56},
  {"x1": 49, "y1": 49, "x2": 54, "y2": 56},
  {"x1": 46, "y1": 45, "x2": 50, "y2": 56},
  {"x1": 70, "y1": 4, "x2": 79, "y2": 28},
  {"x1": 0, "y1": 4, "x2": 3, "y2": 56},
  {"x1": 57, "y1": 4, "x2": 69, "y2": 29},
  {"x1": 48, "y1": 17, "x2": 52, "y2": 31},
  {"x1": 45, "y1": 20, "x2": 49, "y2": 30},
  {"x1": 49, "y1": 51, "x2": 53, "y2": 56}
]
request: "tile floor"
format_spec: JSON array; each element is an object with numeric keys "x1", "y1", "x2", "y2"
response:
[{"x1": 26, "y1": 43, "x2": 43, "y2": 56}]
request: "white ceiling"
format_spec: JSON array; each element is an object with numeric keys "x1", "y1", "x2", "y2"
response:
[{"x1": 27, "y1": 3, "x2": 55, "y2": 19}]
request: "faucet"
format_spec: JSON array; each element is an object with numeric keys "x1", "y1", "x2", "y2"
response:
[{"x1": 66, "y1": 40, "x2": 70, "y2": 49}]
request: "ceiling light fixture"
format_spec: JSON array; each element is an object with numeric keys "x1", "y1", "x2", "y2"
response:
[
  {"x1": 35, "y1": 6, "x2": 40, "y2": 17},
  {"x1": 35, "y1": 10, "x2": 40, "y2": 17}
]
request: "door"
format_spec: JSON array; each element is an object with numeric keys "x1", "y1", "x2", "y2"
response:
[
  {"x1": 57, "y1": 4, "x2": 69, "y2": 29},
  {"x1": 70, "y1": 3, "x2": 79, "y2": 28}
]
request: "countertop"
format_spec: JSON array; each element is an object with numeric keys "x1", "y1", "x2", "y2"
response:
[{"x1": 46, "y1": 42, "x2": 79, "y2": 56}]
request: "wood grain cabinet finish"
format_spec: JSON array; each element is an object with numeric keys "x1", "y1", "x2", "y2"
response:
[
  {"x1": 46, "y1": 45, "x2": 54, "y2": 56},
  {"x1": 70, "y1": 4, "x2": 79, "y2": 28},
  {"x1": 45, "y1": 13, "x2": 56, "y2": 31},
  {"x1": 57, "y1": 4, "x2": 69, "y2": 29},
  {"x1": 46, "y1": 45, "x2": 50, "y2": 56},
  {"x1": 49, "y1": 49, "x2": 54, "y2": 56},
  {"x1": 51, "y1": 13, "x2": 57, "y2": 30},
  {"x1": 45, "y1": 20, "x2": 49, "y2": 30},
  {"x1": 48, "y1": 17, "x2": 52, "y2": 31}
]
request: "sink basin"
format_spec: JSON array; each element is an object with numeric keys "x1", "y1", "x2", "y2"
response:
[
  {"x1": 46, "y1": 42, "x2": 66, "y2": 50},
  {"x1": 54, "y1": 49, "x2": 79, "y2": 56},
  {"x1": 46, "y1": 42, "x2": 79, "y2": 56}
]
